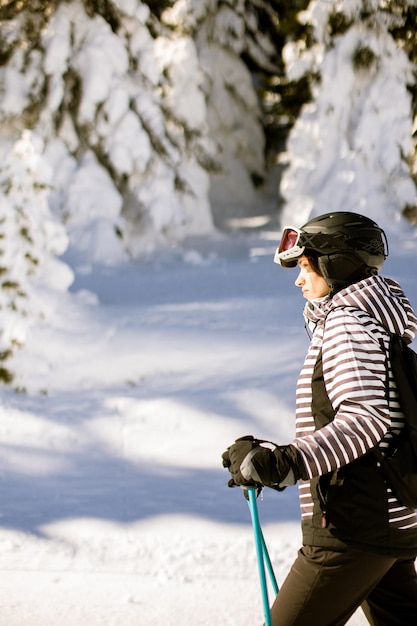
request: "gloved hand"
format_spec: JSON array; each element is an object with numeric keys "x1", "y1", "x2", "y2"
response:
[{"x1": 222, "y1": 435, "x2": 306, "y2": 489}]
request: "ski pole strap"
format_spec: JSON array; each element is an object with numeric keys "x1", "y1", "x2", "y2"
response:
[{"x1": 245, "y1": 487, "x2": 279, "y2": 626}]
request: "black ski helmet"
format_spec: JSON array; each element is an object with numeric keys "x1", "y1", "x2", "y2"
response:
[{"x1": 275, "y1": 211, "x2": 389, "y2": 290}]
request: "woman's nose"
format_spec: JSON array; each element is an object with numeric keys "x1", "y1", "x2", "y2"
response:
[{"x1": 295, "y1": 271, "x2": 304, "y2": 287}]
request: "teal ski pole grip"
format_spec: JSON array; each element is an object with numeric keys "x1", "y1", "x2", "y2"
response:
[{"x1": 245, "y1": 487, "x2": 279, "y2": 626}]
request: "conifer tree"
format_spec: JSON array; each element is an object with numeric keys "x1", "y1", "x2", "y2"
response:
[
  {"x1": 0, "y1": 0, "x2": 216, "y2": 262},
  {"x1": 0, "y1": 131, "x2": 71, "y2": 384},
  {"x1": 279, "y1": 0, "x2": 417, "y2": 228}
]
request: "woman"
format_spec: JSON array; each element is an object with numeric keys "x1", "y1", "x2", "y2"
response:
[{"x1": 222, "y1": 212, "x2": 417, "y2": 625}]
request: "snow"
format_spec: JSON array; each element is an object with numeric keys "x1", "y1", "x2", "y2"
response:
[{"x1": 2, "y1": 226, "x2": 417, "y2": 625}]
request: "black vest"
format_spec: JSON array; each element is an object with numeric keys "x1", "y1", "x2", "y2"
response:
[{"x1": 300, "y1": 350, "x2": 417, "y2": 557}]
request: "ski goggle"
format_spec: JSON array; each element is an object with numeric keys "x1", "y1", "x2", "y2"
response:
[
  {"x1": 274, "y1": 227, "x2": 305, "y2": 265},
  {"x1": 274, "y1": 224, "x2": 389, "y2": 267}
]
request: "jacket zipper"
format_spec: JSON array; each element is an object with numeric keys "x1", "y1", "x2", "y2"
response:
[{"x1": 317, "y1": 476, "x2": 330, "y2": 528}]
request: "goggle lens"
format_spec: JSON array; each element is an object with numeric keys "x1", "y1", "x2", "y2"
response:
[
  {"x1": 278, "y1": 228, "x2": 301, "y2": 253},
  {"x1": 274, "y1": 226, "x2": 305, "y2": 265}
]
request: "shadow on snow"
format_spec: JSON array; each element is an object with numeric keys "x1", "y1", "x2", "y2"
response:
[{"x1": 0, "y1": 388, "x2": 300, "y2": 536}]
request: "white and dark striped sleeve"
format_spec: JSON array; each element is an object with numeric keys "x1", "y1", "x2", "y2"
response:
[{"x1": 292, "y1": 310, "x2": 391, "y2": 479}]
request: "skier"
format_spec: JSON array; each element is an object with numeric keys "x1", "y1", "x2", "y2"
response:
[{"x1": 222, "y1": 212, "x2": 417, "y2": 625}]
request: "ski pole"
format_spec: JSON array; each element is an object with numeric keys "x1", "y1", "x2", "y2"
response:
[
  {"x1": 246, "y1": 488, "x2": 278, "y2": 594},
  {"x1": 245, "y1": 487, "x2": 279, "y2": 626}
]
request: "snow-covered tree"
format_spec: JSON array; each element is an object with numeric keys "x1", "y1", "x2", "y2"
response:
[
  {"x1": 162, "y1": 0, "x2": 310, "y2": 226},
  {"x1": 0, "y1": 0, "x2": 218, "y2": 262},
  {"x1": 279, "y1": 0, "x2": 417, "y2": 232},
  {"x1": 0, "y1": 130, "x2": 72, "y2": 383}
]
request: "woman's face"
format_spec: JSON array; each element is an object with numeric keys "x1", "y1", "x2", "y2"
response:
[{"x1": 295, "y1": 256, "x2": 331, "y2": 301}]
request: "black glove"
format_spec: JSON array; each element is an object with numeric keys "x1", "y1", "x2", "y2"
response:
[{"x1": 222, "y1": 435, "x2": 306, "y2": 489}]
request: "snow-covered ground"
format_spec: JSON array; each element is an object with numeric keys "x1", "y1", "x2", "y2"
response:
[{"x1": 1, "y1": 226, "x2": 416, "y2": 625}]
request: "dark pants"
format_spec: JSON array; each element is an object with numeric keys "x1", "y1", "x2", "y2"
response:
[{"x1": 270, "y1": 545, "x2": 417, "y2": 626}]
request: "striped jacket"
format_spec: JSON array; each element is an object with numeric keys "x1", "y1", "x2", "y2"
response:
[{"x1": 291, "y1": 275, "x2": 417, "y2": 556}]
